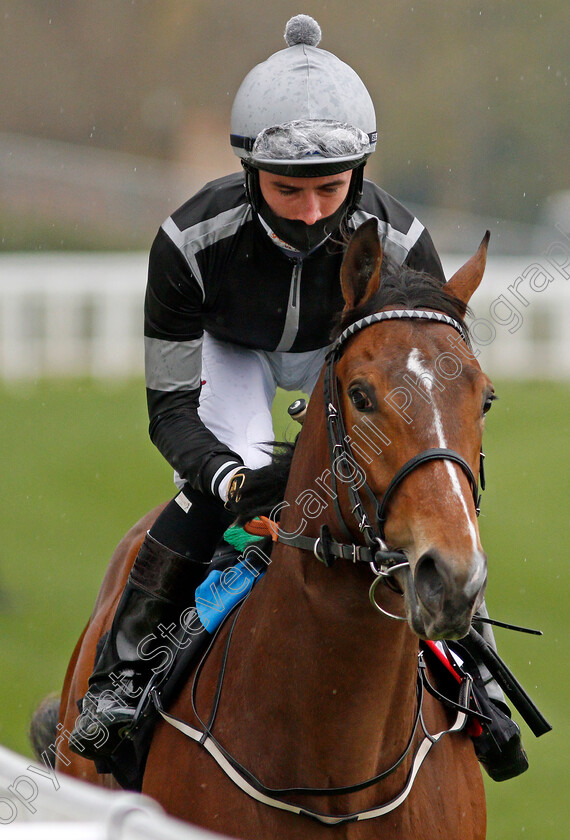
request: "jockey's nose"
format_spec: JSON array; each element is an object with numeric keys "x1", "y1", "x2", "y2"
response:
[{"x1": 295, "y1": 193, "x2": 323, "y2": 225}]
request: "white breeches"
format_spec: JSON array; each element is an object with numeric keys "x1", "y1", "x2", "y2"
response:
[{"x1": 174, "y1": 332, "x2": 328, "y2": 489}]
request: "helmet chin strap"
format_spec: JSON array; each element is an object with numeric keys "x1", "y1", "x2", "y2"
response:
[
  {"x1": 347, "y1": 163, "x2": 365, "y2": 216},
  {"x1": 242, "y1": 161, "x2": 262, "y2": 214},
  {"x1": 242, "y1": 162, "x2": 366, "y2": 253}
]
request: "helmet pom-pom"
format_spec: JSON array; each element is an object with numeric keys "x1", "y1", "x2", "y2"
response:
[{"x1": 284, "y1": 15, "x2": 322, "y2": 48}]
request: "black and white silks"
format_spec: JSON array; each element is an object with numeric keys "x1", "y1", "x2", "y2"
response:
[{"x1": 144, "y1": 172, "x2": 444, "y2": 500}]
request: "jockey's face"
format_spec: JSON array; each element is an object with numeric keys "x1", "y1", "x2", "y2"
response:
[{"x1": 258, "y1": 170, "x2": 352, "y2": 226}]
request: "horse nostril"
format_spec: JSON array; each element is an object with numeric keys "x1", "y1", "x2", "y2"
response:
[{"x1": 414, "y1": 552, "x2": 445, "y2": 616}]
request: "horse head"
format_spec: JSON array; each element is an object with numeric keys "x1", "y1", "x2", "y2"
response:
[{"x1": 334, "y1": 218, "x2": 492, "y2": 640}]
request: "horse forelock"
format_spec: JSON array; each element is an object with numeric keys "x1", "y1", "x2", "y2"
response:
[{"x1": 331, "y1": 262, "x2": 470, "y2": 342}]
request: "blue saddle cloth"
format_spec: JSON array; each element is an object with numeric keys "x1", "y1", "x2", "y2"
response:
[{"x1": 195, "y1": 558, "x2": 264, "y2": 632}]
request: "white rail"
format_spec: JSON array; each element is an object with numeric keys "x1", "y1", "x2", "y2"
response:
[
  {"x1": 0, "y1": 253, "x2": 147, "y2": 378},
  {"x1": 0, "y1": 746, "x2": 225, "y2": 838},
  {"x1": 1, "y1": 250, "x2": 569, "y2": 379}
]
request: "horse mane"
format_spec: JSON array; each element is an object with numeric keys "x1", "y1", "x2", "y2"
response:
[
  {"x1": 331, "y1": 259, "x2": 470, "y2": 341},
  {"x1": 234, "y1": 261, "x2": 469, "y2": 525}
]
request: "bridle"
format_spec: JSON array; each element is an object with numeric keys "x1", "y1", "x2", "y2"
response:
[{"x1": 274, "y1": 308, "x2": 485, "y2": 586}]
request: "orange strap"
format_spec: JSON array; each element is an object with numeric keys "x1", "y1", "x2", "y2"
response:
[{"x1": 243, "y1": 516, "x2": 279, "y2": 542}]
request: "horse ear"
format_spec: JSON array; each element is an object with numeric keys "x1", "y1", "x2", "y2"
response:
[
  {"x1": 444, "y1": 231, "x2": 490, "y2": 312},
  {"x1": 340, "y1": 218, "x2": 383, "y2": 310}
]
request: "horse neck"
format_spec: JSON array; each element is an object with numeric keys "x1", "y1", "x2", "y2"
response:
[{"x1": 240, "y1": 386, "x2": 420, "y2": 775}]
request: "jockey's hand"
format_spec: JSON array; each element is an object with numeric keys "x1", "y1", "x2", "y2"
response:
[{"x1": 225, "y1": 467, "x2": 252, "y2": 512}]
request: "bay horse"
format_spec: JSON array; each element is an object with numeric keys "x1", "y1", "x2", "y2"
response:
[{"x1": 50, "y1": 219, "x2": 492, "y2": 838}]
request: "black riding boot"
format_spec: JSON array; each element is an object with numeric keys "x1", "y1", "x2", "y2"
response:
[
  {"x1": 69, "y1": 532, "x2": 209, "y2": 760},
  {"x1": 459, "y1": 605, "x2": 529, "y2": 781},
  {"x1": 473, "y1": 696, "x2": 528, "y2": 782}
]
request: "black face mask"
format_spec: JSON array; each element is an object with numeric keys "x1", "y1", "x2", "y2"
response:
[{"x1": 259, "y1": 200, "x2": 347, "y2": 254}]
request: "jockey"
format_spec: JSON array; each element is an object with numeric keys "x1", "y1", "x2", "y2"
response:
[{"x1": 70, "y1": 15, "x2": 526, "y2": 780}]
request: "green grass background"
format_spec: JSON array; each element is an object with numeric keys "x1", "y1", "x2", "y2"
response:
[{"x1": 0, "y1": 378, "x2": 567, "y2": 838}]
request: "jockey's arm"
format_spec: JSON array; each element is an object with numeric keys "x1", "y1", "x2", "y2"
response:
[{"x1": 144, "y1": 228, "x2": 243, "y2": 500}]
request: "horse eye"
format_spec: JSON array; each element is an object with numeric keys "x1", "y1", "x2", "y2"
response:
[
  {"x1": 349, "y1": 387, "x2": 373, "y2": 412},
  {"x1": 483, "y1": 393, "x2": 497, "y2": 415}
]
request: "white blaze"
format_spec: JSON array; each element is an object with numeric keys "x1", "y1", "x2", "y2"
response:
[{"x1": 406, "y1": 348, "x2": 478, "y2": 550}]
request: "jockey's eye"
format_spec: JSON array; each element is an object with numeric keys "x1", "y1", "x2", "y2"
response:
[
  {"x1": 349, "y1": 386, "x2": 374, "y2": 412},
  {"x1": 482, "y1": 392, "x2": 497, "y2": 415}
]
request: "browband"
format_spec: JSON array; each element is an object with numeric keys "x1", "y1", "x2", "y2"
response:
[{"x1": 333, "y1": 309, "x2": 469, "y2": 356}]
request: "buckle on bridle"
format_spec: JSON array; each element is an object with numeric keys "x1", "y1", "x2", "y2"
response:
[
  {"x1": 314, "y1": 525, "x2": 335, "y2": 568},
  {"x1": 313, "y1": 536, "x2": 323, "y2": 562}
]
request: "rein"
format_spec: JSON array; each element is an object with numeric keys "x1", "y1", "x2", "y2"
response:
[{"x1": 153, "y1": 592, "x2": 476, "y2": 826}]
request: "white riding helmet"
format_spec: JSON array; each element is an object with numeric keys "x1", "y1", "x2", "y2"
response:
[{"x1": 230, "y1": 15, "x2": 377, "y2": 177}]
